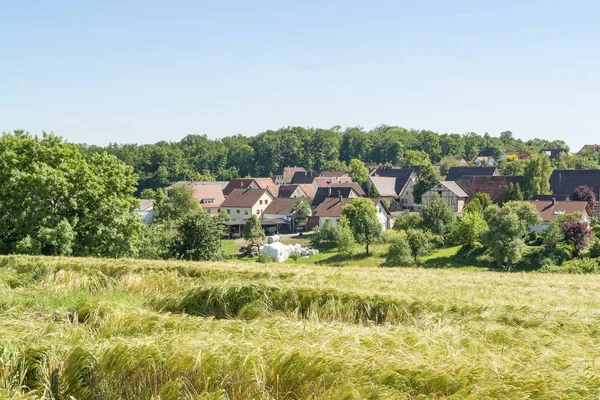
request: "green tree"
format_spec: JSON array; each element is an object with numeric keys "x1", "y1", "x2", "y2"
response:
[
  {"x1": 463, "y1": 193, "x2": 493, "y2": 215},
  {"x1": 154, "y1": 185, "x2": 202, "y2": 223},
  {"x1": 243, "y1": 215, "x2": 265, "y2": 252},
  {"x1": 522, "y1": 153, "x2": 552, "y2": 199},
  {"x1": 341, "y1": 198, "x2": 384, "y2": 254},
  {"x1": 421, "y1": 194, "x2": 456, "y2": 237},
  {"x1": 216, "y1": 209, "x2": 232, "y2": 222},
  {"x1": 140, "y1": 188, "x2": 157, "y2": 199},
  {"x1": 173, "y1": 210, "x2": 222, "y2": 261},
  {"x1": 291, "y1": 197, "x2": 311, "y2": 218},
  {"x1": 502, "y1": 182, "x2": 524, "y2": 203},
  {"x1": 320, "y1": 218, "x2": 339, "y2": 243},
  {"x1": 406, "y1": 229, "x2": 432, "y2": 263},
  {"x1": 449, "y1": 212, "x2": 487, "y2": 247},
  {"x1": 37, "y1": 219, "x2": 76, "y2": 256},
  {"x1": 502, "y1": 159, "x2": 527, "y2": 176},
  {"x1": 393, "y1": 210, "x2": 423, "y2": 232},
  {"x1": 413, "y1": 164, "x2": 441, "y2": 204},
  {"x1": 321, "y1": 159, "x2": 348, "y2": 171},
  {"x1": 402, "y1": 149, "x2": 431, "y2": 166},
  {"x1": 348, "y1": 158, "x2": 369, "y2": 185},
  {"x1": 384, "y1": 239, "x2": 413, "y2": 267},
  {"x1": 336, "y1": 217, "x2": 357, "y2": 263},
  {"x1": 439, "y1": 156, "x2": 462, "y2": 177}
]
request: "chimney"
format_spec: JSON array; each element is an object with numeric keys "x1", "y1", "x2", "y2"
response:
[
  {"x1": 338, "y1": 192, "x2": 343, "y2": 202},
  {"x1": 328, "y1": 187, "x2": 332, "y2": 196},
  {"x1": 552, "y1": 198, "x2": 556, "y2": 206}
]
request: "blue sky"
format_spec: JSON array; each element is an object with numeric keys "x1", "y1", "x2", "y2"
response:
[{"x1": 1, "y1": 0, "x2": 598, "y2": 150}]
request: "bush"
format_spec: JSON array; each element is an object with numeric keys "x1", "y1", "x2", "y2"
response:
[
  {"x1": 525, "y1": 231, "x2": 543, "y2": 246},
  {"x1": 290, "y1": 251, "x2": 302, "y2": 263},
  {"x1": 589, "y1": 240, "x2": 600, "y2": 258},
  {"x1": 256, "y1": 252, "x2": 276, "y2": 263},
  {"x1": 383, "y1": 240, "x2": 413, "y2": 267},
  {"x1": 540, "y1": 258, "x2": 600, "y2": 274}
]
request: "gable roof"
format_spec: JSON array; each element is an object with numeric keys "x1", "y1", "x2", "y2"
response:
[
  {"x1": 312, "y1": 186, "x2": 361, "y2": 208},
  {"x1": 136, "y1": 199, "x2": 156, "y2": 212},
  {"x1": 281, "y1": 166, "x2": 306, "y2": 182},
  {"x1": 446, "y1": 166, "x2": 499, "y2": 181},
  {"x1": 291, "y1": 171, "x2": 320, "y2": 184},
  {"x1": 313, "y1": 177, "x2": 354, "y2": 188},
  {"x1": 263, "y1": 197, "x2": 296, "y2": 215},
  {"x1": 220, "y1": 188, "x2": 272, "y2": 208},
  {"x1": 456, "y1": 175, "x2": 524, "y2": 204},
  {"x1": 436, "y1": 181, "x2": 469, "y2": 198},
  {"x1": 276, "y1": 184, "x2": 305, "y2": 198},
  {"x1": 313, "y1": 197, "x2": 352, "y2": 218},
  {"x1": 541, "y1": 148, "x2": 569, "y2": 159},
  {"x1": 369, "y1": 177, "x2": 398, "y2": 197},
  {"x1": 472, "y1": 156, "x2": 496, "y2": 162},
  {"x1": 265, "y1": 185, "x2": 279, "y2": 197},
  {"x1": 528, "y1": 200, "x2": 592, "y2": 222},
  {"x1": 298, "y1": 184, "x2": 317, "y2": 200},
  {"x1": 372, "y1": 167, "x2": 416, "y2": 195},
  {"x1": 222, "y1": 178, "x2": 273, "y2": 196},
  {"x1": 190, "y1": 185, "x2": 225, "y2": 208},
  {"x1": 320, "y1": 171, "x2": 347, "y2": 178},
  {"x1": 166, "y1": 181, "x2": 229, "y2": 191},
  {"x1": 550, "y1": 170, "x2": 600, "y2": 196}
]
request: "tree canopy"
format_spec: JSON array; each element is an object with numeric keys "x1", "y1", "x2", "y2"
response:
[{"x1": 341, "y1": 198, "x2": 384, "y2": 254}]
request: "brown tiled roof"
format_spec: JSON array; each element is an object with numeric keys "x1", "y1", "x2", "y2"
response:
[
  {"x1": 263, "y1": 197, "x2": 296, "y2": 215},
  {"x1": 282, "y1": 167, "x2": 306, "y2": 182},
  {"x1": 221, "y1": 188, "x2": 272, "y2": 208},
  {"x1": 277, "y1": 184, "x2": 300, "y2": 198},
  {"x1": 314, "y1": 197, "x2": 352, "y2": 218},
  {"x1": 327, "y1": 182, "x2": 366, "y2": 196},
  {"x1": 190, "y1": 185, "x2": 225, "y2": 208},
  {"x1": 222, "y1": 178, "x2": 273, "y2": 196},
  {"x1": 254, "y1": 177, "x2": 275, "y2": 188},
  {"x1": 291, "y1": 171, "x2": 320, "y2": 184},
  {"x1": 312, "y1": 185, "x2": 363, "y2": 208},
  {"x1": 456, "y1": 176, "x2": 524, "y2": 204},
  {"x1": 446, "y1": 167, "x2": 499, "y2": 181},
  {"x1": 320, "y1": 170, "x2": 347, "y2": 178},
  {"x1": 266, "y1": 185, "x2": 280, "y2": 197},
  {"x1": 528, "y1": 200, "x2": 592, "y2": 222},
  {"x1": 313, "y1": 177, "x2": 353, "y2": 188},
  {"x1": 298, "y1": 184, "x2": 316, "y2": 200}
]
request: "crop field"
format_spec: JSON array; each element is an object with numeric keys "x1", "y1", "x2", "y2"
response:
[{"x1": 1, "y1": 256, "x2": 600, "y2": 399}]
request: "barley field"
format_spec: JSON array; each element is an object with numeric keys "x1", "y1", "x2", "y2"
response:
[{"x1": 1, "y1": 256, "x2": 600, "y2": 399}]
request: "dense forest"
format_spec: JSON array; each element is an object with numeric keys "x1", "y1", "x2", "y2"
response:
[{"x1": 79, "y1": 125, "x2": 575, "y2": 192}]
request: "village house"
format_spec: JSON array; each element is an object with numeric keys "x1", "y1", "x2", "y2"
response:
[
  {"x1": 222, "y1": 178, "x2": 274, "y2": 197},
  {"x1": 290, "y1": 171, "x2": 320, "y2": 185},
  {"x1": 422, "y1": 181, "x2": 469, "y2": 213},
  {"x1": 366, "y1": 168, "x2": 419, "y2": 212},
  {"x1": 274, "y1": 166, "x2": 306, "y2": 185},
  {"x1": 580, "y1": 144, "x2": 600, "y2": 154},
  {"x1": 311, "y1": 185, "x2": 362, "y2": 208},
  {"x1": 445, "y1": 166, "x2": 500, "y2": 182},
  {"x1": 133, "y1": 199, "x2": 156, "y2": 225},
  {"x1": 313, "y1": 197, "x2": 391, "y2": 230},
  {"x1": 471, "y1": 156, "x2": 496, "y2": 166},
  {"x1": 262, "y1": 197, "x2": 311, "y2": 232},
  {"x1": 189, "y1": 185, "x2": 225, "y2": 215},
  {"x1": 220, "y1": 188, "x2": 274, "y2": 220},
  {"x1": 540, "y1": 148, "x2": 569, "y2": 160},
  {"x1": 455, "y1": 175, "x2": 524, "y2": 205},
  {"x1": 528, "y1": 200, "x2": 592, "y2": 234},
  {"x1": 275, "y1": 184, "x2": 309, "y2": 198}
]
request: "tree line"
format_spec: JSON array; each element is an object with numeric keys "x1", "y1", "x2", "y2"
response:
[{"x1": 79, "y1": 126, "x2": 573, "y2": 192}]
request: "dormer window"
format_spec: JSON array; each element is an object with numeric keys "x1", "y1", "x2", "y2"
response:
[{"x1": 554, "y1": 210, "x2": 566, "y2": 215}]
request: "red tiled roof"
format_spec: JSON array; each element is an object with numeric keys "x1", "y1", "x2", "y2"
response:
[
  {"x1": 456, "y1": 175, "x2": 523, "y2": 204},
  {"x1": 221, "y1": 188, "x2": 272, "y2": 208},
  {"x1": 263, "y1": 197, "x2": 296, "y2": 215},
  {"x1": 313, "y1": 177, "x2": 353, "y2": 187},
  {"x1": 528, "y1": 200, "x2": 592, "y2": 222},
  {"x1": 314, "y1": 197, "x2": 352, "y2": 218},
  {"x1": 222, "y1": 178, "x2": 274, "y2": 196},
  {"x1": 320, "y1": 171, "x2": 347, "y2": 178}
]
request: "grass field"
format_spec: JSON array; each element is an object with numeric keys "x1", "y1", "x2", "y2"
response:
[{"x1": 1, "y1": 255, "x2": 600, "y2": 399}]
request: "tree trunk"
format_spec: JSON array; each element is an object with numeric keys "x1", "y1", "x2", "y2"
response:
[{"x1": 366, "y1": 242, "x2": 369, "y2": 255}]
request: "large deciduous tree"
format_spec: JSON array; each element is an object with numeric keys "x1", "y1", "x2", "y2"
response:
[
  {"x1": 341, "y1": 198, "x2": 384, "y2": 255},
  {"x1": 174, "y1": 210, "x2": 223, "y2": 261},
  {"x1": 243, "y1": 215, "x2": 265, "y2": 252},
  {"x1": 0, "y1": 132, "x2": 142, "y2": 258},
  {"x1": 571, "y1": 185, "x2": 596, "y2": 208},
  {"x1": 420, "y1": 194, "x2": 456, "y2": 236},
  {"x1": 348, "y1": 158, "x2": 369, "y2": 185},
  {"x1": 522, "y1": 153, "x2": 552, "y2": 199},
  {"x1": 413, "y1": 164, "x2": 441, "y2": 204}
]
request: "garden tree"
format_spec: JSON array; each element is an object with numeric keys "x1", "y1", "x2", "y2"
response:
[
  {"x1": 522, "y1": 153, "x2": 552, "y2": 199},
  {"x1": 348, "y1": 158, "x2": 370, "y2": 185},
  {"x1": 336, "y1": 217, "x2": 357, "y2": 263},
  {"x1": 463, "y1": 193, "x2": 493, "y2": 215},
  {"x1": 320, "y1": 218, "x2": 339, "y2": 243},
  {"x1": 502, "y1": 159, "x2": 527, "y2": 176},
  {"x1": 449, "y1": 211, "x2": 488, "y2": 247},
  {"x1": 439, "y1": 156, "x2": 461, "y2": 177},
  {"x1": 153, "y1": 185, "x2": 202, "y2": 224},
  {"x1": 571, "y1": 185, "x2": 596, "y2": 208},
  {"x1": 321, "y1": 159, "x2": 348, "y2": 171},
  {"x1": 341, "y1": 197, "x2": 384, "y2": 255},
  {"x1": 290, "y1": 197, "x2": 312, "y2": 231},
  {"x1": 242, "y1": 215, "x2": 265, "y2": 252},
  {"x1": 406, "y1": 229, "x2": 432, "y2": 263},
  {"x1": 413, "y1": 164, "x2": 441, "y2": 204},
  {"x1": 384, "y1": 239, "x2": 413, "y2": 266},
  {"x1": 483, "y1": 202, "x2": 541, "y2": 270},
  {"x1": 137, "y1": 223, "x2": 178, "y2": 259},
  {"x1": 173, "y1": 210, "x2": 222, "y2": 261},
  {"x1": 216, "y1": 209, "x2": 232, "y2": 222},
  {"x1": 542, "y1": 223, "x2": 564, "y2": 254},
  {"x1": 560, "y1": 213, "x2": 593, "y2": 257},
  {"x1": 402, "y1": 149, "x2": 430, "y2": 166},
  {"x1": 0, "y1": 132, "x2": 142, "y2": 258},
  {"x1": 393, "y1": 211, "x2": 423, "y2": 232},
  {"x1": 502, "y1": 182, "x2": 524, "y2": 203},
  {"x1": 140, "y1": 188, "x2": 157, "y2": 199},
  {"x1": 420, "y1": 194, "x2": 456, "y2": 237}
]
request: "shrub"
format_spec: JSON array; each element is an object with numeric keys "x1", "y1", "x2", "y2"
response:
[
  {"x1": 589, "y1": 240, "x2": 600, "y2": 258},
  {"x1": 256, "y1": 252, "x2": 276, "y2": 263},
  {"x1": 540, "y1": 258, "x2": 600, "y2": 274},
  {"x1": 384, "y1": 240, "x2": 413, "y2": 267},
  {"x1": 290, "y1": 251, "x2": 302, "y2": 263}
]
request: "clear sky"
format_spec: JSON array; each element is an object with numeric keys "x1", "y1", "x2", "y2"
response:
[{"x1": 1, "y1": 0, "x2": 598, "y2": 150}]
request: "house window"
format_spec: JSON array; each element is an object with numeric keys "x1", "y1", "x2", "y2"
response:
[
  {"x1": 227, "y1": 209, "x2": 230, "y2": 214},
  {"x1": 438, "y1": 191, "x2": 443, "y2": 196},
  {"x1": 256, "y1": 210, "x2": 260, "y2": 215},
  {"x1": 265, "y1": 200, "x2": 268, "y2": 204},
  {"x1": 237, "y1": 210, "x2": 240, "y2": 214},
  {"x1": 259, "y1": 200, "x2": 263, "y2": 205},
  {"x1": 245, "y1": 210, "x2": 249, "y2": 215}
]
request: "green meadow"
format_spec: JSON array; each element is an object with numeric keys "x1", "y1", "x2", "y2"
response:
[{"x1": 1, "y1": 255, "x2": 600, "y2": 399}]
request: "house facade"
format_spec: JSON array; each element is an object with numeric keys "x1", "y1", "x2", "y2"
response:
[
  {"x1": 366, "y1": 169, "x2": 419, "y2": 212},
  {"x1": 220, "y1": 188, "x2": 274, "y2": 220},
  {"x1": 422, "y1": 181, "x2": 469, "y2": 213},
  {"x1": 528, "y1": 200, "x2": 592, "y2": 234}
]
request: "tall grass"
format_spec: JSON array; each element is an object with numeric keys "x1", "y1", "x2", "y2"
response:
[{"x1": 1, "y1": 255, "x2": 600, "y2": 398}]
